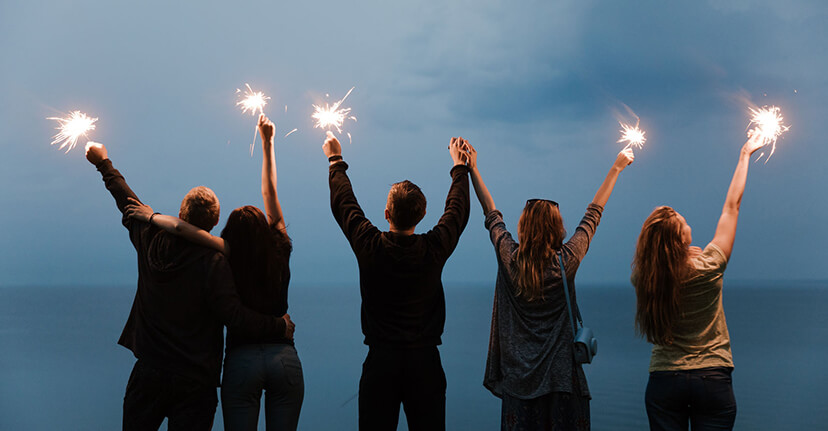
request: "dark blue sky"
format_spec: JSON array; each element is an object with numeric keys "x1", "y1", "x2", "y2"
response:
[{"x1": 1, "y1": 0, "x2": 826, "y2": 287}]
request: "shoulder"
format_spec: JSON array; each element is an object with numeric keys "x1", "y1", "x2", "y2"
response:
[{"x1": 693, "y1": 243, "x2": 728, "y2": 273}]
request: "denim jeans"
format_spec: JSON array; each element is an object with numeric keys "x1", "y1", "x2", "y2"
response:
[
  {"x1": 123, "y1": 359, "x2": 218, "y2": 431},
  {"x1": 645, "y1": 367, "x2": 736, "y2": 431},
  {"x1": 221, "y1": 344, "x2": 304, "y2": 431}
]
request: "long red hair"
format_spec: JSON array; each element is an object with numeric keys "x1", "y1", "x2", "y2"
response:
[
  {"x1": 632, "y1": 206, "x2": 691, "y2": 345},
  {"x1": 513, "y1": 200, "x2": 566, "y2": 301}
]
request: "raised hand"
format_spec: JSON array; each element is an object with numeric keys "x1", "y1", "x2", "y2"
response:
[
  {"x1": 743, "y1": 128, "x2": 765, "y2": 156},
  {"x1": 85, "y1": 141, "x2": 108, "y2": 165},
  {"x1": 449, "y1": 137, "x2": 468, "y2": 166},
  {"x1": 323, "y1": 131, "x2": 342, "y2": 159},
  {"x1": 259, "y1": 114, "x2": 275, "y2": 146},
  {"x1": 614, "y1": 147, "x2": 635, "y2": 170},
  {"x1": 464, "y1": 140, "x2": 478, "y2": 170}
]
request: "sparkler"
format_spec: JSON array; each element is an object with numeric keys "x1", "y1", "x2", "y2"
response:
[
  {"x1": 617, "y1": 121, "x2": 646, "y2": 152},
  {"x1": 312, "y1": 87, "x2": 357, "y2": 138},
  {"x1": 47, "y1": 111, "x2": 98, "y2": 153},
  {"x1": 236, "y1": 83, "x2": 270, "y2": 155},
  {"x1": 748, "y1": 105, "x2": 790, "y2": 163}
]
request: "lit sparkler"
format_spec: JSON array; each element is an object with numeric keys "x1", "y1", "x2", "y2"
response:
[
  {"x1": 617, "y1": 121, "x2": 646, "y2": 151},
  {"x1": 48, "y1": 111, "x2": 98, "y2": 153},
  {"x1": 236, "y1": 83, "x2": 270, "y2": 155},
  {"x1": 748, "y1": 105, "x2": 790, "y2": 163},
  {"x1": 312, "y1": 87, "x2": 357, "y2": 135}
]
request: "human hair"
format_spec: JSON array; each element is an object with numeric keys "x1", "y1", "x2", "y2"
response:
[
  {"x1": 179, "y1": 186, "x2": 220, "y2": 232},
  {"x1": 513, "y1": 200, "x2": 566, "y2": 301},
  {"x1": 386, "y1": 180, "x2": 427, "y2": 231},
  {"x1": 220, "y1": 205, "x2": 292, "y2": 297},
  {"x1": 632, "y1": 206, "x2": 691, "y2": 345}
]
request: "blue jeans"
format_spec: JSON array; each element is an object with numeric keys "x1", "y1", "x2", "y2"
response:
[
  {"x1": 221, "y1": 344, "x2": 304, "y2": 431},
  {"x1": 645, "y1": 367, "x2": 736, "y2": 431}
]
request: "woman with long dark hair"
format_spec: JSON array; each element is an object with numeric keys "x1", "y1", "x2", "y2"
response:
[
  {"x1": 126, "y1": 114, "x2": 303, "y2": 430},
  {"x1": 632, "y1": 131, "x2": 764, "y2": 430},
  {"x1": 465, "y1": 142, "x2": 634, "y2": 430}
]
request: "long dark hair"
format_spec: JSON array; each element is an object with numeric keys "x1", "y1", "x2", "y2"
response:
[
  {"x1": 632, "y1": 206, "x2": 691, "y2": 345},
  {"x1": 513, "y1": 200, "x2": 566, "y2": 301},
  {"x1": 220, "y1": 205, "x2": 291, "y2": 295}
]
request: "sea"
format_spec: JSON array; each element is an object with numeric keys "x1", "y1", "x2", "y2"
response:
[{"x1": 1, "y1": 282, "x2": 826, "y2": 430}]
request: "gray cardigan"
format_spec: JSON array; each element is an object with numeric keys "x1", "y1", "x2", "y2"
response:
[{"x1": 482, "y1": 203, "x2": 603, "y2": 399}]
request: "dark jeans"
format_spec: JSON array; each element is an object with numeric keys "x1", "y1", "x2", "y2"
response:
[
  {"x1": 221, "y1": 343, "x2": 304, "y2": 431},
  {"x1": 645, "y1": 367, "x2": 736, "y2": 431},
  {"x1": 123, "y1": 359, "x2": 218, "y2": 431},
  {"x1": 358, "y1": 345, "x2": 446, "y2": 431}
]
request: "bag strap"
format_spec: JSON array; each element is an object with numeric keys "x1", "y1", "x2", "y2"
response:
[{"x1": 558, "y1": 251, "x2": 583, "y2": 338}]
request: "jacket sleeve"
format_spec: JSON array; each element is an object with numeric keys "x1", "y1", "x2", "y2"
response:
[
  {"x1": 561, "y1": 203, "x2": 603, "y2": 271},
  {"x1": 94, "y1": 158, "x2": 154, "y2": 248},
  {"x1": 207, "y1": 254, "x2": 287, "y2": 338},
  {"x1": 425, "y1": 165, "x2": 471, "y2": 260},
  {"x1": 329, "y1": 162, "x2": 380, "y2": 254}
]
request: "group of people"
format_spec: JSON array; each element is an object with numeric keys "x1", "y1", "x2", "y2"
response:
[{"x1": 86, "y1": 113, "x2": 765, "y2": 431}]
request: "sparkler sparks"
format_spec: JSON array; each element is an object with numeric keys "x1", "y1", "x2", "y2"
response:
[
  {"x1": 236, "y1": 83, "x2": 270, "y2": 155},
  {"x1": 236, "y1": 83, "x2": 269, "y2": 116},
  {"x1": 312, "y1": 87, "x2": 357, "y2": 134},
  {"x1": 748, "y1": 105, "x2": 790, "y2": 163},
  {"x1": 47, "y1": 111, "x2": 98, "y2": 153},
  {"x1": 617, "y1": 121, "x2": 646, "y2": 151}
]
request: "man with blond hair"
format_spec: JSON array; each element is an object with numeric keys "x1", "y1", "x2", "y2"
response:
[{"x1": 85, "y1": 142, "x2": 292, "y2": 431}]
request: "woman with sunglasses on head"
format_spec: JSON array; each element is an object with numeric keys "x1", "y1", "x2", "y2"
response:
[
  {"x1": 632, "y1": 131, "x2": 764, "y2": 431},
  {"x1": 125, "y1": 114, "x2": 303, "y2": 431},
  {"x1": 465, "y1": 142, "x2": 634, "y2": 431}
]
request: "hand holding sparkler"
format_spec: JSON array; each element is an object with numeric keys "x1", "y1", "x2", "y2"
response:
[
  {"x1": 614, "y1": 148, "x2": 635, "y2": 171},
  {"x1": 747, "y1": 105, "x2": 789, "y2": 163},
  {"x1": 742, "y1": 128, "x2": 765, "y2": 157},
  {"x1": 323, "y1": 131, "x2": 343, "y2": 163},
  {"x1": 259, "y1": 114, "x2": 275, "y2": 146},
  {"x1": 84, "y1": 141, "x2": 108, "y2": 165}
]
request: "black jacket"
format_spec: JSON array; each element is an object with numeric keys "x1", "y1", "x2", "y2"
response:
[
  {"x1": 329, "y1": 161, "x2": 470, "y2": 347},
  {"x1": 95, "y1": 159, "x2": 285, "y2": 386}
]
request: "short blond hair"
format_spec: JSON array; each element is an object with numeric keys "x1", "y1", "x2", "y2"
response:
[{"x1": 179, "y1": 186, "x2": 220, "y2": 231}]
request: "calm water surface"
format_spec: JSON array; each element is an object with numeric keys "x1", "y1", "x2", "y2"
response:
[{"x1": 1, "y1": 282, "x2": 826, "y2": 430}]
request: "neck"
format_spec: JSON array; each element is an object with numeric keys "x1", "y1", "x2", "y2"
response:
[{"x1": 389, "y1": 226, "x2": 415, "y2": 235}]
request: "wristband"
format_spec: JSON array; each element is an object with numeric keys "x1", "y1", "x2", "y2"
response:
[
  {"x1": 148, "y1": 212, "x2": 160, "y2": 224},
  {"x1": 328, "y1": 155, "x2": 343, "y2": 162}
]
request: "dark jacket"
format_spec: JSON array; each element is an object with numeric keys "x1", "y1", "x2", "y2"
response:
[
  {"x1": 329, "y1": 161, "x2": 470, "y2": 347},
  {"x1": 95, "y1": 159, "x2": 286, "y2": 387}
]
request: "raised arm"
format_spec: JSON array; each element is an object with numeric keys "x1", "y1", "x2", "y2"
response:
[
  {"x1": 465, "y1": 140, "x2": 496, "y2": 215},
  {"x1": 592, "y1": 148, "x2": 634, "y2": 208},
  {"x1": 125, "y1": 198, "x2": 228, "y2": 254},
  {"x1": 710, "y1": 130, "x2": 764, "y2": 260},
  {"x1": 323, "y1": 131, "x2": 380, "y2": 251},
  {"x1": 259, "y1": 114, "x2": 286, "y2": 232},
  {"x1": 85, "y1": 142, "x2": 141, "y2": 226}
]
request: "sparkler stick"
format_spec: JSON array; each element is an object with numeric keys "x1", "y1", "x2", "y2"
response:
[
  {"x1": 312, "y1": 87, "x2": 357, "y2": 140},
  {"x1": 236, "y1": 83, "x2": 270, "y2": 155},
  {"x1": 47, "y1": 111, "x2": 98, "y2": 153},
  {"x1": 748, "y1": 105, "x2": 790, "y2": 163},
  {"x1": 617, "y1": 121, "x2": 646, "y2": 152}
]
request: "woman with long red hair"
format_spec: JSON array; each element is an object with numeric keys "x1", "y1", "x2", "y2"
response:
[
  {"x1": 632, "y1": 131, "x2": 764, "y2": 430},
  {"x1": 466, "y1": 142, "x2": 634, "y2": 430}
]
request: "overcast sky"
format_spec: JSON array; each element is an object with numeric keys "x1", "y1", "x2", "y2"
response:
[{"x1": 1, "y1": 0, "x2": 826, "y2": 287}]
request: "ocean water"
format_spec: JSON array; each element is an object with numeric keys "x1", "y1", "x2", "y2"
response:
[{"x1": 1, "y1": 282, "x2": 826, "y2": 430}]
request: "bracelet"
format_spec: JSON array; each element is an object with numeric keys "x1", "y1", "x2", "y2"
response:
[
  {"x1": 328, "y1": 155, "x2": 343, "y2": 162},
  {"x1": 148, "y1": 212, "x2": 160, "y2": 224}
]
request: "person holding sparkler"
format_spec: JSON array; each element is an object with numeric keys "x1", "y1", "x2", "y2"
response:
[
  {"x1": 84, "y1": 141, "x2": 291, "y2": 430},
  {"x1": 125, "y1": 114, "x2": 304, "y2": 431},
  {"x1": 631, "y1": 130, "x2": 765, "y2": 431},
  {"x1": 323, "y1": 132, "x2": 470, "y2": 431},
  {"x1": 465, "y1": 142, "x2": 634, "y2": 431}
]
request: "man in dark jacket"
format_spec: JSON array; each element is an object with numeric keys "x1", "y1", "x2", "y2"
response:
[
  {"x1": 85, "y1": 142, "x2": 293, "y2": 431},
  {"x1": 322, "y1": 132, "x2": 470, "y2": 430}
]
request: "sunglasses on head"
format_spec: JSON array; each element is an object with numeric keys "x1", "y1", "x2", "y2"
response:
[{"x1": 526, "y1": 198, "x2": 559, "y2": 207}]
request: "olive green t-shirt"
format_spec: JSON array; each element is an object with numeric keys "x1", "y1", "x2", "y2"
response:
[{"x1": 649, "y1": 243, "x2": 734, "y2": 372}]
